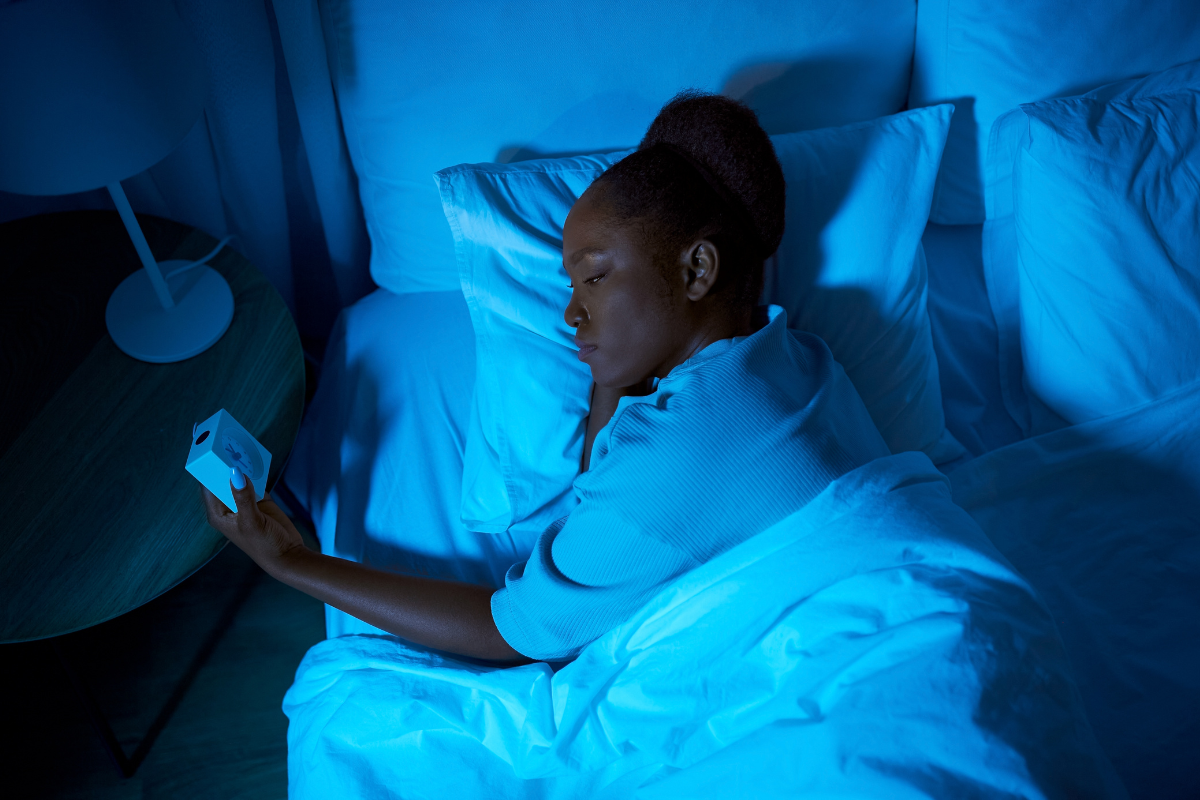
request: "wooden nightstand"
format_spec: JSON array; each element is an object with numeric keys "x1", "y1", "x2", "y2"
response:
[{"x1": 0, "y1": 210, "x2": 305, "y2": 644}]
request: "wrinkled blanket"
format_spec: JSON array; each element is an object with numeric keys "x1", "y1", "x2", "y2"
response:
[{"x1": 283, "y1": 452, "x2": 1126, "y2": 799}]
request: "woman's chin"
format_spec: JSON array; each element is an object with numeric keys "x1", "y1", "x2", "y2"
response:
[
  {"x1": 592, "y1": 371, "x2": 646, "y2": 391},
  {"x1": 586, "y1": 354, "x2": 652, "y2": 390},
  {"x1": 590, "y1": 369, "x2": 624, "y2": 390}
]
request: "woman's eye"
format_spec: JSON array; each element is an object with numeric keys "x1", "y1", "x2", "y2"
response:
[{"x1": 567, "y1": 274, "x2": 605, "y2": 289}]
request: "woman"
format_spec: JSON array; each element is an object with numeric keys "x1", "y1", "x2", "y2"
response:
[{"x1": 202, "y1": 90, "x2": 889, "y2": 664}]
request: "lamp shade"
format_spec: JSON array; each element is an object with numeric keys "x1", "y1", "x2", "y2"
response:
[{"x1": 0, "y1": 0, "x2": 206, "y2": 196}]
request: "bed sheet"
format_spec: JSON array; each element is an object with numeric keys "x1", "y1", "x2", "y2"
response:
[
  {"x1": 949, "y1": 379, "x2": 1200, "y2": 799},
  {"x1": 280, "y1": 288, "x2": 539, "y2": 639},
  {"x1": 923, "y1": 222, "x2": 1023, "y2": 460}
]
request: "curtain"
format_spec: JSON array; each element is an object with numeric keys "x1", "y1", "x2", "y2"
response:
[{"x1": 0, "y1": 0, "x2": 373, "y2": 362}]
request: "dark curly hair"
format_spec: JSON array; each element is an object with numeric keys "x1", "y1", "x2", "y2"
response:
[{"x1": 590, "y1": 89, "x2": 786, "y2": 311}]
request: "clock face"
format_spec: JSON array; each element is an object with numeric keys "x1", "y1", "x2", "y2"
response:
[{"x1": 219, "y1": 429, "x2": 263, "y2": 480}]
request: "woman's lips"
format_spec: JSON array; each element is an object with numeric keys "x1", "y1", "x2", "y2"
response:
[{"x1": 576, "y1": 343, "x2": 597, "y2": 361}]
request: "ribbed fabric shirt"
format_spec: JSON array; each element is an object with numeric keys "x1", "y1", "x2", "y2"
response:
[{"x1": 491, "y1": 305, "x2": 891, "y2": 661}]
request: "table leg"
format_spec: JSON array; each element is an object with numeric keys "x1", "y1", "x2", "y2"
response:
[{"x1": 51, "y1": 564, "x2": 262, "y2": 778}]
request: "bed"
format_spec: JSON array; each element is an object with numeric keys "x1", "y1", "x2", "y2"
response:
[{"x1": 277, "y1": 1, "x2": 1200, "y2": 797}]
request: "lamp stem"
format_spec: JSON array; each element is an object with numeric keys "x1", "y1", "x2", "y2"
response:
[{"x1": 106, "y1": 180, "x2": 175, "y2": 310}]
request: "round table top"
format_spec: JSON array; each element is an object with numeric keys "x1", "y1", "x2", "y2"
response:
[{"x1": 0, "y1": 210, "x2": 305, "y2": 642}]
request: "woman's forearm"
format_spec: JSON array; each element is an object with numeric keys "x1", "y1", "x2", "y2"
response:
[{"x1": 270, "y1": 546, "x2": 528, "y2": 664}]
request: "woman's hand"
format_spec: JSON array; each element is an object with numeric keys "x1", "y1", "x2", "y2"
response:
[
  {"x1": 201, "y1": 468, "x2": 306, "y2": 574},
  {"x1": 201, "y1": 470, "x2": 523, "y2": 662}
]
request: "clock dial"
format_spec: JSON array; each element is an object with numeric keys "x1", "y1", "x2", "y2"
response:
[{"x1": 219, "y1": 429, "x2": 263, "y2": 480}]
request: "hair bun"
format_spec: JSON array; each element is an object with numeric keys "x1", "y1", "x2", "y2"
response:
[{"x1": 638, "y1": 90, "x2": 785, "y2": 258}]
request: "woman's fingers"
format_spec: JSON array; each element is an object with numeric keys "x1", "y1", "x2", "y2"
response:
[
  {"x1": 258, "y1": 495, "x2": 293, "y2": 529},
  {"x1": 199, "y1": 471, "x2": 307, "y2": 574},
  {"x1": 198, "y1": 470, "x2": 261, "y2": 543}
]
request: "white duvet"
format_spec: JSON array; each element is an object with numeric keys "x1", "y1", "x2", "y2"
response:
[{"x1": 283, "y1": 451, "x2": 1124, "y2": 799}]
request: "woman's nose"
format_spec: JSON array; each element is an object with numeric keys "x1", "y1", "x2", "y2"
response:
[{"x1": 564, "y1": 292, "x2": 586, "y2": 329}]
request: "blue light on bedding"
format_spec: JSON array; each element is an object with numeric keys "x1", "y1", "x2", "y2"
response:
[
  {"x1": 951, "y1": 378, "x2": 1200, "y2": 799},
  {"x1": 283, "y1": 452, "x2": 1126, "y2": 799},
  {"x1": 983, "y1": 59, "x2": 1200, "y2": 439}
]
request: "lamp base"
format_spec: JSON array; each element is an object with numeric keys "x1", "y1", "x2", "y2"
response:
[{"x1": 105, "y1": 261, "x2": 234, "y2": 363}]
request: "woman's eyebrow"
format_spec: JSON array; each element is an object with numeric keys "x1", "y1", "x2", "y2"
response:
[{"x1": 568, "y1": 246, "x2": 606, "y2": 267}]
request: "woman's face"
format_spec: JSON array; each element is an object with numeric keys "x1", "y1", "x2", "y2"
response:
[{"x1": 562, "y1": 189, "x2": 695, "y2": 389}]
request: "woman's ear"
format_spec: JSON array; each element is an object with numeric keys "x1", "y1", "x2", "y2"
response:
[{"x1": 681, "y1": 239, "x2": 720, "y2": 301}]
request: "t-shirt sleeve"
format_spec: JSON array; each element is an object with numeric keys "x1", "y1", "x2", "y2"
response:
[
  {"x1": 491, "y1": 505, "x2": 696, "y2": 661},
  {"x1": 490, "y1": 396, "x2": 702, "y2": 662}
]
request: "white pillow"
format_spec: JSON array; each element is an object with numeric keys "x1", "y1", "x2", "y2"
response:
[
  {"x1": 909, "y1": 0, "x2": 1200, "y2": 225},
  {"x1": 982, "y1": 59, "x2": 1200, "y2": 435},
  {"x1": 766, "y1": 108, "x2": 962, "y2": 462},
  {"x1": 439, "y1": 105, "x2": 961, "y2": 536},
  {"x1": 441, "y1": 153, "x2": 628, "y2": 534},
  {"x1": 321, "y1": 0, "x2": 918, "y2": 294}
]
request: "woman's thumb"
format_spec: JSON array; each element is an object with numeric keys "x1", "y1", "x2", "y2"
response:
[{"x1": 229, "y1": 466, "x2": 255, "y2": 513}]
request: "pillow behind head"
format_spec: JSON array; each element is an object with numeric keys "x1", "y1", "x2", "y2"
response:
[
  {"x1": 439, "y1": 152, "x2": 629, "y2": 535},
  {"x1": 983, "y1": 59, "x2": 1200, "y2": 435},
  {"x1": 439, "y1": 104, "x2": 961, "y2": 537},
  {"x1": 768, "y1": 106, "x2": 961, "y2": 462}
]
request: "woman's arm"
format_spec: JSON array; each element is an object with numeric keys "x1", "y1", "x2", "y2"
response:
[
  {"x1": 204, "y1": 376, "x2": 653, "y2": 660},
  {"x1": 272, "y1": 548, "x2": 525, "y2": 662},
  {"x1": 201, "y1": 479, "x2": 528, "y2": 664},
  {"x1": 582, "y1": 379, "x2": 655, "y2": 472}
]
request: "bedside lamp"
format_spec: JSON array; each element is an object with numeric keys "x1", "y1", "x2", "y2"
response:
[{"x1": 0, "y1": 0, "x2": 234, "y2": 363}]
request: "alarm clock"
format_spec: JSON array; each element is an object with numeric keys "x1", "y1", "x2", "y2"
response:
[{"x1": 185, "y1": 408, "x2": 272, "y2": 511}]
